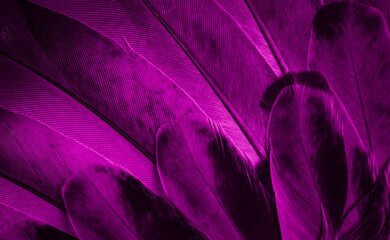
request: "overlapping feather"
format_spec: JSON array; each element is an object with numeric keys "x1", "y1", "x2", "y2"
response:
[
  {"x1": 308, "y1": 1, "x2": 390, "y2": 174},
  {"x1": 265, "y1": 72, "x2": 388, "y2": 239},
  {"x1": 0, "y1": 204, "x2": 75, "y2": 240},
  {"x1": 0, "y1": 0, "x2": 389, "y2": 239},
  {"x1": 25, "y1": 0, "x2": 280, "y2": 164},
  {"x1": 62, "y1": 163, "x2": 208, "y2": 240},
  {"x1": 156, "y1": 116, "x2": 280, "y2": 240},
  {"x1": 0, "y1": 0, "x2": 203, "y2": 162}
]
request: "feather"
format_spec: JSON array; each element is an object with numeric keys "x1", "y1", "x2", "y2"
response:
[
  {"x1": 0, "y1": 107, "x2": 118, "y2": 233},
  {"x1": 308, "y1": 2, "x2": 390, "y2": 174},
  {"x1": 245, "y1": 0, "x2": 323, "y2": 71},
  {"x1": 156, "y1": 116, "x2": 280, "y2": 240},
  {"x1": 62, "y1": 163, "x2": 208, "y2": 240},
  {"x1": 0, "y1": 177, "x2": 75, "y2": 236},
  {"x1": 0, "y1": 54, "x2": 162, "y2": 196},
  {"x1": 353, "y1": 0, "x2": 390, "y2": 29},
  {"x1": 26, "y1": 0, "x2": 279, "y2": 164},
  {"x1": 0, "y1": 203, "x2": 76, "y2": 240},
  {"x1": 265, "y1": 72, "x2": 386, "y2": 239},
  {"x1": 340, "y1": 162, "x2": 390, "y2": 239},
  {"x1": 267, "y1": 74, "x2": 349, "y2": 239},
  {"x1": 0, "y1": 0, "x2": 203, "y2": 163},
  {"x1": 0, "y1": 108, "x2": 110, "y2": 206},
  {"x1": 212, "y1": 0, "x2": 283, "y2": 76},
  {"x1": 28, "y1": 0, "x2": 261, "y2": 165}
]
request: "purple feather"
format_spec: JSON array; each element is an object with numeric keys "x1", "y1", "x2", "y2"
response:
[
  {"x1": 308, "y1": 2, "x2": 390, "y2": 174},
  {"x1": 0, "y1": 0, "x2": 203, "y2": 163},
  {"x1": 245, "y1": 0, "x2": 323, "y2": 71},
  {"x1": 63, "y1": 163, "x2": 208, "y2": 240},
  {"x1": 0, "y1": 203, "x2": 76, "y2": 240},
  {"x1": 156, "y1": 116, "x2": 280, "y2": 240}
]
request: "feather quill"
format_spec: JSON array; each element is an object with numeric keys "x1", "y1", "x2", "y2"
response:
[
  {"x1": 62, "y1": 163, "x2": 208, "y2": 240},
  {"x1": 212, "y1": 0, "x2": 283, "y2": 76},
  {"x1": 27, "y1": 0, "x2": 279, "y2": 164},
  {"x1": 245, "y1": 0, "x2": 323, "y2": 71},
  {"x1": 0, "y1": 0, "x2": 204, "y2": 163},
  {"x1": 0, "y1": 54, "x2": 162, "y2": 195},
  {"x1": 0, "y1": 177, "x2": 75, "y2": 236},
  {"x1": 29, "y1": 0, "x2": 261, "y2": 164},
  {"x1": 308, "y1": 2, "x2": 390, "y2": 174},
  {"x1": 156, "y1": 116, "x2": 280, "y2": 240},
  {"x1": 0, "y1": 108, "x2": 109, "y2": 207},
  {"x1": 0, "y1": 204, "x2": 76, "y2": 240},
  {"x1": 0, "y1": 107, "x2": 120, "y2": 233}
]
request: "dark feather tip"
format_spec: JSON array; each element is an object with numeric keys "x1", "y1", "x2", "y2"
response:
[
  {"x1": 260, "y1": 71, "x2": 330, "y2": 112},
  {"x1": 313, "y1": 2, "x2": 349, "y2": 41}
]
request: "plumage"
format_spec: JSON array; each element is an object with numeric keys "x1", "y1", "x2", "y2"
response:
[
  {"x1": 340, "y1": 162, "x2": 389, "y2": 239},
  {"x1": 267, "y1": 72, "x2": 388, "y2": 239},
  {"x1": 268, "y1": 81, "x2": 347, "y2": 239},
  {"x1": 62, "y1": 163, "x2": 208, "y2": 240},
  {"x1": 308, "y1": 2, "x2": 390, "y2": 174},
  {"x1": 0, "y1": 54, "x2": 162, "y2": 195},
  {"x1": 245, "y1": 0, "x2": 323, "y2": 71},
  {"x1": 0, "y1": 0, "x2": 203, "y2": 163},
  {"x1": 156, "y1": 116, "x2": 280, "y2": 240},
  {"x1": 0, "y1": 108, "x2": 114, "y2": 233},
  {"x1": 28, "y1": 0, "x2": 261, "y2": 164},
  {"x1": 354, "y1": 0, "x2": 390, "y2": 29},
  {"x1": 212, "y1": 0, "x2": 283, "y2": 75},
  {"x1": 28, "y1": 0, "x2": 279, "y2": 165},
  {"x1": 0, "y1": 0, "x2": 389, "y2": 239},
  {"x1": 0, "y1": 203, "x2": 76, "y2": 240},
  {"x1": 0, "y1": 177, "x2": 75, "y2": 236}
]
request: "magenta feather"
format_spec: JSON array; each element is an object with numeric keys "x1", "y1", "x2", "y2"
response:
[
  {"x1": 308, "y1": 2, "x2": 390, "y2": 174},
  {"x1": 156, "y1": 116, "x2": 280, "y2": 240}
]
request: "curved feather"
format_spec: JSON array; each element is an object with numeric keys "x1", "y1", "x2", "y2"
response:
[
  {"x1": 0, "y1": 0, "x2": 202, "y2": 163},
  {"x1": 212, "y1": 0, "x2": 283, "y2": 76},
  {"x1": 245, "y1": 0, "x2": 323, "y2": 71},
  {"x1": 354, "y1": 0, "x2": 390, "y2": 28},
  {"x1": 0, "y1": 108, "x2": 115, "y2": 218},
  {"x1": 0, "y1": 204, "x2": 75, "y2": 240},
  {"x1": 28, "y1": 0, "x2": 279, "y2": 164},
  {"x1": 268, "y1": 79, "x2": 349, "y2": 239},
  {"x1": 156, "y1": 116, "x2": 280, "y2": 240},
  {"x1": 28, "y1": 0, "x2": 261, "y2": 164},
  {"x1": 265, "y1": 72, "x2": 387, "y2": 239},
  {"x1": 308, "y1": 2, "x2": 390, "y2": 174},
  {"x1": 0, "y1": 54, "x2": 162, "y2": 195},
  {"x1": 0, "y1": 177, "x2": 75, "y2": 236},
  {"x1": 62, "y1": 163, "x2": 208, "y2": 240},
  {"x1": 340, "y1": 163, "x2": 389, "y2": 239}
]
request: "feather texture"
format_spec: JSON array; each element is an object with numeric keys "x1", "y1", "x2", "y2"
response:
[
  {"x1": 308, "y1": 2, "x2": 390, "y2": 174},
  {"x1": 0, "y1": 177, "x2": 75, "y2": 236},
  {"x1": 354, "y1": 0, "x2": 390, "y2": 29},
  {"x1": 266, "y1": 72, "x2": 388, "y2": 239},
  {"x1": 62, "y1": 163, "x2": 208, "y2": 240},
  {"x1": 268, "y1": 83, "x2": 347, "y2": 239},
  {"x1": 0, "y1": 108, "x2": 110, "y2": 223},
  {"x1": 156, "y1": 116, "x2": 280, "y2": 240},
  {"x1": 245, "y1": 0, "x2": 323, "y2": 71},
  {"x1": 28, "y1": 0, "x2": 261, "y2": 164},
  {"x1": 0, "y1": 54, "x2": 162, "y2": 195},
  {"x1": 0, "y1": 204, "x2": 76, "y2": 240},
  {"x1": 212, "y1": 0, "x2": 283, "y2": 75},
  {"x1": 0, "y1": 0, "x2": 202, "y2": 163},
  {"x1": 27, "y1": 0, "x2": 279, "y2": 164},
  {"x1": 340, "y1": 163, "x2": 389, "y2": 239}
]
